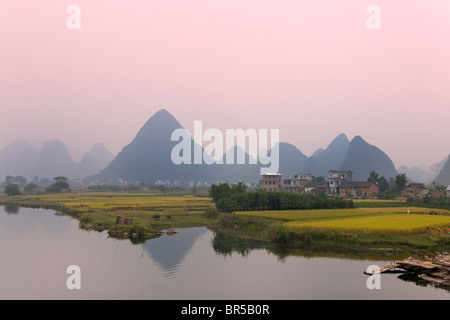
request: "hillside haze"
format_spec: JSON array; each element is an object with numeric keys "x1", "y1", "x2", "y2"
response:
[
  {"x1": 0, "y1": 109, "x2": 435, "y2": 186},
  {"x1": 35, "y1": 140, "x2": 78, "y2": 180},
  {"x1": 74, "y1": 143, "x2": 114, "y2": 179},
  {"x1": 340, "y1": 135, "x2": 398, "y2": 180},
  {"x1": 305, "y1": 133, "x2": 350, "y2": 177},
  {"x1": 0, "y1": 139, "x2": 39, "y2": 181},
  {"x1": 92, "y1": 109, "x2": 223, "y2": 185},
  {"x1": 435, "y1": 155, "x2": 450, "y2": 186}
]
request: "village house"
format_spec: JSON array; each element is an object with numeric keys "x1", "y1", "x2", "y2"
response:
[
  {"x1": 401, "y1": 183, "x2": 429, "y2": 198},
  {"x1": 446, "y1": 186, "x2": 450, "y2": 199},
  {"x1": 259, "y1": 173, "x2": 282, "y2": 191},
  {"x1": 339, "y1": 181, "x2": 379, "y2": 198},
  {"x1": 328, "y1": 170, "x2": 353, "y2": 194},
  {"x1": 304, "y1": 181, "x2": 329, "y2": 196},
  {"x1": 282, "y1": 172, "x2": 312, "y2": 193}
]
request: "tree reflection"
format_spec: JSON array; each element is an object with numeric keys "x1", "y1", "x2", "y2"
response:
[{"x1": 4, "y1": 205, "x2": 19, "y2": 214}]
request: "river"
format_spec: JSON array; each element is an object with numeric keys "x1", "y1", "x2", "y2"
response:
[{"x1": 0, "y1": 206, "x2": 448, "y2": 300}]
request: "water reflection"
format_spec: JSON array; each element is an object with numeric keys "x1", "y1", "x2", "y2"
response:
[
  {"x1": 0, "y1": 206, "x2": 448, "y2": 298},
  {"x1": 0, "y1": 206, "x2": 71, "y2": 235},
  {"x1": 208, "y1": 228, "x2": 450, "y2": 294},
  {"x1": 4, "y1": 205, "x2": 19, "y2": 214},
  {"x1": 211, "y1": 231, "x2": 267, "y2": 258},
  {"x1": 142, "y1": 227, "x2": 207, "y2": 277}
]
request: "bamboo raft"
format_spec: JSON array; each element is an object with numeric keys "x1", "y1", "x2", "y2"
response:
[{"x1": 364, "y1": 253, "x2": 450, "y2": 288}]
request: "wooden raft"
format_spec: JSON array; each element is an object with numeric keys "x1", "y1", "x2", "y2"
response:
[{"x1": 365, "y1": 253, "x2": 450, "y2": 288}]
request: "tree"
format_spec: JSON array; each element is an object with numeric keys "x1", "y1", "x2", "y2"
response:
[
  {"x1": 394, "y1": 174, "x2": 407, "y2": 193},
  {"x1": 209, "y1": 182, "x2": 231, "y2": 203},
  {"x1": 367, "y1": 170, "x2": 379, "y2": 184},
  {"x1": 5, "y1": 175, "x2": 27, "y2": 186},
  {"x1": 24, "y1": 183, "x2": 38, "y2": 192},
  {"x1": 4, "y1": 184, "x2": 20, "y2": 196},
  {"x1": 377, "y1": 176, "x2": 389, "y2": 194},
  {"x1": 46, "y1": 176, "x2": 70, "y2": 193}
]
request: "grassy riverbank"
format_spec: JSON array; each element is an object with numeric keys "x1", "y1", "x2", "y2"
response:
[
  {"x1": 1, "y1": 192, "x2": 450, "y2": 253},
  {"x1": 232, "y1": 204, "x2": 450, "y2": 252},
  {"x1": 0, "y1": 191, "x2": 216, "y2": 242}
]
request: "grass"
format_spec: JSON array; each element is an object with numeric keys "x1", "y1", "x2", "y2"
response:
[
  {"x1": 2, "y1": 193, "x2": 450, "y2": 251},
  {"x1": 234, "y1": 206, "x2": 450, "y2": 238},
  {"x1": 235, "y1": 208, "x2": 379, "y2": 221},
  {"x1": 285, "y1": 214, "x2": 450, "y2": 235},
  {"x1": 235, "y1": 207, "x2": 450, "y2": 222},
  {"x1": 0, "y1": 191, "x2": 215, "y2": 241},
  {"x1": 352, "y1": 199, "x2": 408, "y2": 208}
]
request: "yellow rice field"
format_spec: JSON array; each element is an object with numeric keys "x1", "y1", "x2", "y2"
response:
[
  {"x1": 235, "y1": 207, "x2": 450, "y2": 235},
  {"x1": 286, "y1": 214, "x2": 450, "y2": 235}
]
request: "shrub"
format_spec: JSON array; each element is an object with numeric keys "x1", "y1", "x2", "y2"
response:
[
  {"x1": 268, "y1": 223, "x2": 291, "y2": 244},
  {"x1": 4, "y1": 184, "x2": 20, "y2": 196},
  {"x1": 204, "y1": 206, "x2": 219, "y2": 219}
]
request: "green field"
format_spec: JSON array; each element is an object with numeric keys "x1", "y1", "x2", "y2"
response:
[
  {"x1": 235, "y1": 207, "x2": 450, "y2": 235},
  {"x1": 0, "y1": 191, "x2": 215, "y2": 241},
  {"x1": 11, "y1": 192, "x2": 212, "y2": 211},
  {"x1": 2, "y1": 192, "x2": 450, "y2": 250},
  {"x1": 286, "y1": 214, "x2": 450, "y2": 235}
]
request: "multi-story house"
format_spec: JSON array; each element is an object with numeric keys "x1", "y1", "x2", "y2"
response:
[
  {"x1": 328, "y1": 170, "x2": 352, "y2": 193},
  {"x1": 259, "y1": 173, "x2": 282, "y2": 191},
  {"x1": 283, "y1": 172, "x2": 312, "y2": 193}
]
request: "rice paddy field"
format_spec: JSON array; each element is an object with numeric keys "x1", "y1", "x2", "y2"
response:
[
  {"x1": 0, "y1": 191, "x2": 216, "y2": 238},
  {"x1": 235, "y1": 207, "x2": 450, "y2": 236},
  {"x1": 3, "y1": 191, "x2": 450, "y2": 249},
  {"x1": 13, "y1": 192, "x2": 213, "y2": 211}
]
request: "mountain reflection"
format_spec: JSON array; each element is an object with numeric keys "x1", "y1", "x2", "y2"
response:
[{"x1": 142, "y1": 227, "x2": 208, "y2": 277}]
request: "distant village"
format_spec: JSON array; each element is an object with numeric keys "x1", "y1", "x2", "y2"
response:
[{"x1": 260, "y1": 170, "x2": 450, "y2": 199}]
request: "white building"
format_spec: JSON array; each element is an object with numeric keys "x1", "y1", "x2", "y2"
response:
[{"x1": 328, "y1": 170, "x2": 353, "y2": 193}]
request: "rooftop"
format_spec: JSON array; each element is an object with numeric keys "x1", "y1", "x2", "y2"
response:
[
  {"x1": 407, "y1": 183, "x2": 427, "y2": 189},
  {"x1": 340, "y1": 181, "x2": 376, "y2": 188}
]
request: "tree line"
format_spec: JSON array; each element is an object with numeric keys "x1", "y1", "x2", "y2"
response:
[
  {"x1": 209, "y1": 182, "x2": 354, "y2": 212},
  {"x1": 2, "y1": 176, "x2": 70, "y2": 196}
]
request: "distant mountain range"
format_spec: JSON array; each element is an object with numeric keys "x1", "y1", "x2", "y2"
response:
[
  {"x1": 0, "y1": 139, "x2": 113, "y2": 183},
  {"x1": 397, "y1": 154, "x2": 449, "y2": 185},
  {"x1": 1, "y1": 109, "x2": 448, "y2": 186},
  {"x1": 89, "y1": 109, "x2": 402, "y2": 185}
]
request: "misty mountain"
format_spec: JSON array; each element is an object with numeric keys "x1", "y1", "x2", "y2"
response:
[
  {"x1": 430, "y1": 155, "x2": 449, "y2": 180},
  {"x1": 276, "y1": 142, "x2": 308, "y2": 178},
  {"x1": 91, "y1": 109, "x2": 310, "y2": 185},
  {"x1": 217, "y1": 145, "x2": 260, "y2": 184},
  {"x1": 397, "y1": 165, "x2": 433, "y2": 184},
  {"x1": 87, "y1": 110, "x2": 403, "y2": 185},
  {"x1": 434, "y1": 155, "x2": 450, "y2": 186},
  {"x1": 312, "y1": 148, "x2": 324, "y2": 157},
  {"x1": 35, "y1": 140, "x2": 78, "y2": 180},
  {"x1": 0, "y1": 139, "x2": 39, "y2": 181},
  {"x1": 302, "y1": 156, "x2": 322, "y2": 177},
  {"x1": 307, "y1": 133, "x2": 350, "y2": 177},
  {"x1": 340, "y1": 136, "x2": 397, "y2": 181},
  {"x1": 91, "y1": 109, "x2": 224, "y2": 184},
  {"x1": 74, "y1": 143, "x2": 114, "y2": 179}
]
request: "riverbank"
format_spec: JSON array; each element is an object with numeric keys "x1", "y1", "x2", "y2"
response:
[
  {"x1": 228, "y1": 205, "x2": 450, "y2": 254},
  {"x1": 0, "y1": 191, "x2": 216, "y2": 243},
  {"x1": 1, "y1": 192, "x2": 450, "y2": 253}
]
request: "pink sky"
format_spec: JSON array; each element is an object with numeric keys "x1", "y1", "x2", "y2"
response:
[{"x1": 0, "y1": 0, "x2": 449, "y2": 170}]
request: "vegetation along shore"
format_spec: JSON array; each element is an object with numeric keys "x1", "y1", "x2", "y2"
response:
[{"x1": 1, "y1": 182, "x2": 450, "y2": 254}]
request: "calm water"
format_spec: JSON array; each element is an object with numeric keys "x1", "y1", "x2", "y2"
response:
[{"x1": 0, "y1": 206, "x2": 448, "y2": 300}]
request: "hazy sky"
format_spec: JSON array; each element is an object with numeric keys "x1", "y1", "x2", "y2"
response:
[{"x1": 1, "y1": 0, "x2": 449, "y2": 170}]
